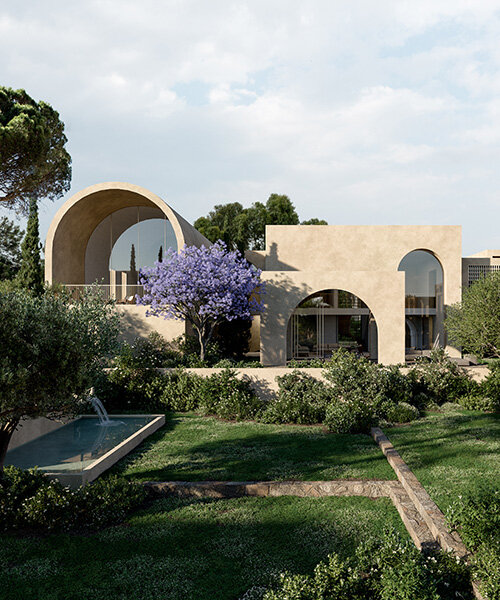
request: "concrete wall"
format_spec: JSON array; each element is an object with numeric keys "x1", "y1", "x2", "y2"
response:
[
  {"x1": 116, "y1": 305, "x2": 186, "y2": 344},
  {"x1": 45, "y1": 182, "x2": 211, "y2": 285},
  {"x1": 260, "y1": 270, "x2": 406, "y2": 366}
]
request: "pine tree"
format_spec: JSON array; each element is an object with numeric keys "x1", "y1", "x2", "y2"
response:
[
  {"x1": 17, "y1": 197, "x2": 43, "y2": 295},
  {"x1": 129, "y1": 243, "x2": 138, "y2": 284},
  {"x1": 158, "y1": 245, "x2": 163, "y2": 263}
]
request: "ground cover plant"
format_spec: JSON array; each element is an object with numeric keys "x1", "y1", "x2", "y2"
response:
[
  {"x1": 112, "y1": 413, "x2": 396, "y2": 482},
  {"x1": 0, "y1": 495, "x2": 408, "y2": 600},
  {"x1": 261, "y1": 529, "x2": 472, "y2": 600},
  {"x1": 447, "y1": 485, "x2": 499, "y2": 600}
]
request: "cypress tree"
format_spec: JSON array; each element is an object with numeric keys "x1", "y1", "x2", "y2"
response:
[
  {"x1": 158, "y1": 245, "x2": 163, "y2": 263},
  {"x1": 17, "y1": 197, "x2": 44, "y2": 295},
  {"x1": 129, "y1": 243, "x2": 138, "y2": 285}
]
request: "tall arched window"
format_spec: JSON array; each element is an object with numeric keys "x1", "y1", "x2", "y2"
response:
[{"x1": 398, "y1": 250, "x2": 443, "y2": 350}]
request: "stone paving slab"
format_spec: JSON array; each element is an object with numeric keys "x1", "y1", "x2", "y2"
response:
[{"x1": 145, "y1": 479, "x2": 391, "y2": 499}]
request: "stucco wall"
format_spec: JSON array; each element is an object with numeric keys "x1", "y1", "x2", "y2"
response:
[
  {"x1": 116, "y1": 305, "x2": 186, "y2": 344},
  {"x1": 260, "y1": 270, "x2": 406, "y2": 366},
  {"x1": 45, "y1": 182, "x2": 211, "y2": 285}
]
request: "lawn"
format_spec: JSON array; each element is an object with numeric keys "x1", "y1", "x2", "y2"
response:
[
  {"x1": 0, "y1": 495, "x2": 408, "y2": 600},
  {"x1": 111, "y1": 412, "x2": 396, "y2": 482},
  {"x1": 384, "y1": 409, "x2": 500, "y2": 511}
]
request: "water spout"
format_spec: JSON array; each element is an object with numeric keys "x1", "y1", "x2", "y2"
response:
[{"x1": 89, "y1": 389, "x2": 122, "y2": 426}]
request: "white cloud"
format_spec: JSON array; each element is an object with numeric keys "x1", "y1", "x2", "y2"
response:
[{"x1": 0, "y1": 0, "x2": 499, "y2": 254}]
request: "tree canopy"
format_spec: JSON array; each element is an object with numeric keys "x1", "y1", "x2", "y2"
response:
[
  {"x1": 0, "y1": 288, "x2": 120, "y2": 471},
  {"x1": 138, "y1": 242, "x2": 264, "y2": 360},
  {"x1": 445, "y1": 272, "x2": 500, "y2": 359},
  {"x1": 194, "y1": 194, "x2": 327, "y2": 252},
  {"x1": 0, "y1": 87, "x2": 71, "y2": 212},
  {"x1": 0, "y1": 216, "x2": 23, "y2": 280}
]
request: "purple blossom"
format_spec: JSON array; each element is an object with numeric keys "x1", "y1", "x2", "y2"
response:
[{"x1": 137, "y1": 241, "x2": 265, "y2": 359}]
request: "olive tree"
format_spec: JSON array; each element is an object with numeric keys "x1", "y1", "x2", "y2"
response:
[
  {"x1": 445, "y1": 272, "x2": 500, "y2": 359},
  {"x1": 0, "y1": 289, "x2": 120, "y2": 472}
]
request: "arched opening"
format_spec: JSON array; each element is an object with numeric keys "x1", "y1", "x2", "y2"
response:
[
  {"x1": 286, "y1": 289, "x2": 378, "y2": 362},
  {"x1": 398, "y1": 250, "x2": 444, "y2": 353},
  {"x1": 45, "y1": 182, "x2": 211, "y2": 288}
]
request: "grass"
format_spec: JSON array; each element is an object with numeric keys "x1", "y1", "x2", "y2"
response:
[
  {"x1": 384, "y1": 409, "x2": 500, "y2": 512},
  {"x1": 111, "y1": 412, "x2": 396, "y2": 482},
  {"x1": 0, "y1": 495, "x2": 408, "y2": 600}
]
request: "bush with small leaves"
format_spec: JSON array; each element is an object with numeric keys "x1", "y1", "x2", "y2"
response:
[
  {"x1": 260, "y1": 530, "x2": 473, "y2": 600},
  {"x1": 155, "y1": 370, "x2": 204, "y2": 412},
  {"x1": 481, "y1": 362, "x2": 500, "y2": 406},
  {"x1": 408, "y1": 349, "x2": 477, "y2": 405},
  {"x1": 263, "y1": 371, "x2": 331, "y2": 425},
  {"x1": 95, "y1": 366, "x2": 162, "y2": 412},
  {"x1": 384, "y1": 402, "x2": 420, "y2": 424},
  {"x1": 114, "y1": 332, "x2": 183, "y2": 369},
  {"x1": 322, "y1": 350, "x2": 382, "y2": 401},
  {"x1": 446, "y1": 485, "x2": 499, "y2": 600},
  {"x1": 0, "y1": 466, "x2": 147, "y2": 533},
  {"x1": 197, "y1": 368, "x2": 264, "y2": 421},
  {"x1": 324, "y1": 389, "x2": 377, "y2": 434},
  {"x1": 457, "y1": 394, "x2": 499, "y2": 412}
]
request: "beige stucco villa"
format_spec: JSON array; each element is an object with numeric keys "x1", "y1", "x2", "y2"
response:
[{"x1": 45, "y1": 182, "x2": 500, "y2": 366}]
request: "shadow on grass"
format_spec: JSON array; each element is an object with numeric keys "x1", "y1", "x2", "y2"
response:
[
  {"x1": 111, "y1": 413, "x2": 396, "y2": 482},
  {"x1": 0, "y1": 495, "x2": 406, "y2": 600}
]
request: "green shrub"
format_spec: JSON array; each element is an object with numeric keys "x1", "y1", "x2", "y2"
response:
[
  {"x1": 474, "y1": 542, "x2": 500, "y2": 600},
  {"x1": 76, "y1": 475, "x2": 148, "y2": 529},
  {"x1": 114, "y1": 332, "x2": 182, "y2": 369},
  {"x1": 154, "y1": 369, "x2": 204, "y2": 412},
  {"x1": 408, "y1": 349, "x2": 477, "y2": 405},
  {"x1": 384, "y1": 402, "x2": 419, "y2": 424},
  {"x1": 481, "y1": 362, "x2": 500, "y2": 406},
  {"x1": 0, "y1": 466, "x2": 147, "y2": 533},
  {"x1": 457, "y1": 394, "x2": 499, "y2": 412},
  {"x1": 378, "y1": 365, "x2": 414, "y2": 405},
  {"x1": 446, "y1": 485, "x2": 499, "y2": 551},
  {"x1": 261, "y1": 530, "x2": 473, "y2": 600},
  {"x1": 324, "y1": 390, "x2": 377, "y2": 434},
  {"x1": 22, "y1": 480, "x2": 77, "y2": 531},
  {"x1": 263, "y1": 371, "x2": 331, "y2": 425},
  {"x1": 95, "y1": 366, "x2": 162, "y2": 412},
  {"x1": 197, "y1": 368, "x2": 264, "y2": 421},
  {"x1": 322, "y1": 350, "x2": 382, "y2": 400},
  {"x1": 0, "y1": 466, "x2": 47, "y2": 529}
]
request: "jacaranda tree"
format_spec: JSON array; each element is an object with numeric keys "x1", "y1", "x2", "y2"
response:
[{"x1": 138, "y1": 242, "x2": 265, "y2": 361}]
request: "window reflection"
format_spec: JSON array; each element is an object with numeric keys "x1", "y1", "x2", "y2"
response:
[{"x1": 398, "y1": 250, "x2": 443, "y2": 351}]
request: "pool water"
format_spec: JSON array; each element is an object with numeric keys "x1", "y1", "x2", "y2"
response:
[{"x1": 6, "y1": 416, "x2": 155, "y2": 473}]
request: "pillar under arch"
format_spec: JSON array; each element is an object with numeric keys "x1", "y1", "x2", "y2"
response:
[{"x1": 45, "y1": 182, "x2": 211, "y2": 285}]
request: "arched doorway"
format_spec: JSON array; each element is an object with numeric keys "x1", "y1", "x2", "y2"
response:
[
  {"x1": 398, "y1": 250, "x2": 444, "y2": 352},
  {"x1": 286, "y1": 289, "x2": 378, "y2": 361}
]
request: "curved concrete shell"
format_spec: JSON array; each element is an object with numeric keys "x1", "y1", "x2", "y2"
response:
[{"x1": 45, "y1": 182, "x2": 210, "y2": 284}]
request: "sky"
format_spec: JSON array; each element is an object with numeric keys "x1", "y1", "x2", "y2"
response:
[{"x1": 1, "y1": 0, "x2": 500, "y2": 256}]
